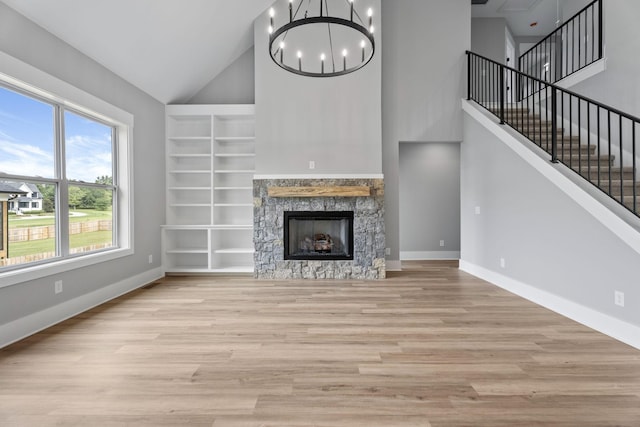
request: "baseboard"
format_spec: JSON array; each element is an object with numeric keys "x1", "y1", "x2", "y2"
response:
[
  {"x1": 0, "y1": 267, "x2": 164, "y2": 349},
  {"x1": 385, "y1": 260, "x2": 402, "y2": 271},
  {"x1": 459, "y1": 260, "x2": 640, "y2": 350},
  {"x1": 400, "y1": 251, "x2": 460, "y2": 260}
]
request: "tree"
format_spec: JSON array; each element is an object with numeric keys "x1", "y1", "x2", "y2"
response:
[
  {"x1": 68, "y1": 186, "x2": 83, "y2": 210},
  {"x1": 36, "y1": 184, "x2": 55, "y2": 213},
  {"x1": 95, "y1": 176, "x2": 113, "y2": 185}
]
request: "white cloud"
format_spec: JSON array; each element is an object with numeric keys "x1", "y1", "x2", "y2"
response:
[
  {"x1": 65, "y1": 134, "x2": 112, "y2": 182},
  {"x1": 0, "y1": 139, "x2": 54, "y2": 177}
]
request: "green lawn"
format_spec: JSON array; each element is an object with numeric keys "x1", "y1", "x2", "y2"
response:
[
  {"x1": 7, "y1": 231, "x2": 113, "y2": 258},
  {"x1": 8, "y1": 209, "x2": 112, "y2": 228},
  {"x1": 6, "y1": 209, "x2": 113, "y2": 258}
]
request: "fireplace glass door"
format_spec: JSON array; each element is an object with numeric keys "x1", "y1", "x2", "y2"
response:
[{"x1": 284, "y1": 211, "x2": 354, "y2": 260}]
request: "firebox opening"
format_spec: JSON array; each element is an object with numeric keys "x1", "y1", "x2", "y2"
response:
[{"x1": 284, "y1": 211, "x2": 354, "y2": 260}]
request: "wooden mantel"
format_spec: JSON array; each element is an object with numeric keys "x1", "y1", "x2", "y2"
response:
[{"x1": 267, "y1": 186, "x2": 371, "y2": 198}]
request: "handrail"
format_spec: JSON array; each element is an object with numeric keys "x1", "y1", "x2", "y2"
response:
[
  {"x1": 519, "y1": 0, "x2": 602, "y2": 84},
  {"x1": 467, "y1": 50, "x2": 640, "y2": 125},
  {"x1": 467, "y1": 50, "x2": 639, "y2": 217},
  {"x1": 520, "y1": 0, "x2": 601, "y2": 59}
]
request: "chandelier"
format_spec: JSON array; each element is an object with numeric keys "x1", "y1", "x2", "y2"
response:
[{"x1": 268, "y1": 0, "x2": 376, "y2": 77}]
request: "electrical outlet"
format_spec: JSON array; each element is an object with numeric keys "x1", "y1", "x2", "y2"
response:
[
  {"x1": 475, "y1": 206, "x2": 481, "y2": 215},
  {"x1": 309, "y1": 160, "x2": 315, "y2": 170},
  {"x1": 54, "y1": 280, "x2": 63, "y2": 294},
  {"x1": 614, "y1": 291, "x2": 625, "y2": 307},
  {"x1": 385, "y1": 247, "x2": 391, "y2": 256},
  {"x1": 440, "y1": 240, "x2": 445, "y2": 247},
  {"x1": 148, "y1": 254, "x2": 153, "y2": 264},
  {"x1": 500, "y1": 258, "x2": 506, "y2": 269}
]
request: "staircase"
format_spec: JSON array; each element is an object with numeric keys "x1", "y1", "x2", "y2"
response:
[{"x1": 493, "y1": 106, "x2": 639, "y2": 213}]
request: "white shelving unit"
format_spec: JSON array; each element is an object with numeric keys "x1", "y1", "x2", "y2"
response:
[{"x1": 163, "y1": 105, "x2": 255, "y2": 273}]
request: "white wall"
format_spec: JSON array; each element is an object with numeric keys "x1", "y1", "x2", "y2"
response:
[
  {"x1": 0, "y1": 3, "x2": 165, "y2": 344},
  {"x1": 471, "y1": 18, "x2": 508, "y2": 63},
  {"x1": 570, "y1": 1, "x2": 640, "y2": 118},
  {"x1": 399, "y1": 142, "x2": 460, "y2": 259},
  {"x1": 188, "y1": 47, "x2": 255, "y2": 105},
  {"x1": 461, "y1": 112, "x2": 640, "y2": 331},
  {"x1": 253, "y1": 0, "x2": 382, "y2": 175},
  {"x1": 382, "y1": 0, "x2": 470, "y2": 264}
]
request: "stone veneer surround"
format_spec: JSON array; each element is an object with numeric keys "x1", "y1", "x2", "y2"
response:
[{"x1": 253, "y1": 178, "x2": 385, "y2": 279}]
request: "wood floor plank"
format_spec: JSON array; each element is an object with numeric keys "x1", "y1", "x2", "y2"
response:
[{"x1": 1, "y1": 260, "x2": 639, "y2": 426}]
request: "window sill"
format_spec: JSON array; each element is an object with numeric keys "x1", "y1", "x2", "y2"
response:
[{"x1": 0, "y1": 247, "x2": 133, "y2": 289}]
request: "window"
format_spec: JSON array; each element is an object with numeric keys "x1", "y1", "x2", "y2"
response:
[
  {"x1": 0, "y1": 85, "x2": 117, "y2": 269},
  {"x1": 0, "y1": 56, "x2": 132, "y2": 284}
]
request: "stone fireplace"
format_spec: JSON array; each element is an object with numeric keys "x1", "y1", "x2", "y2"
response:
[{"x1": 253, "y1": 177, "x2": 385, "y2": 279}]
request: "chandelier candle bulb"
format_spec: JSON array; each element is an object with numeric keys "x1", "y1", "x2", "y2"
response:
[
  {"x1": 368, "y1": 8, "x2": 373, "y2": 28},
  {"x1": 269, "y1": 7, "x2": 274, "y2": 28},
  {"x1": 320, "y1": 53, "x2": 325, "y2": 73},
  {"x1": 297, "y1": 50, "x2": 302, "y2": 71},
  {"x1": 361, "y1": 40, "x2": 366, "y2": 61},
  {"x1": 279, "y1": 41, "x2": 285, "y2": 63},
  {"x1": 342, "y1": 49, "x2": 348, "y2": 70}
]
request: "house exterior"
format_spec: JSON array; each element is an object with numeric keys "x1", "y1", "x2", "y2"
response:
[
  {"x1": 0, "y1": 182, "x2": 27, "y2": 260},
  {"x1": 5, "y1": 183, "x2": 43, "y2": 214},
  {"x1": 0, "y1": 0, "x2": 639, "y2": 351}
]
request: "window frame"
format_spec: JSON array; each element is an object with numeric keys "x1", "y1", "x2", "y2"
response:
[{"x1": 0, "y1": 51, "x2": 134, "y2": 288}]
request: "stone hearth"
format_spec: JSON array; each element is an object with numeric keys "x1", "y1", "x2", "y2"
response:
[{"x1": 253, "y1": 178, "x2": 385, "y2": 279}]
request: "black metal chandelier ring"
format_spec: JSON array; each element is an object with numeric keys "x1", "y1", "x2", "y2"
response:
[{"x1": 269, "y1": 16, "x2": 375, "y2": 78}]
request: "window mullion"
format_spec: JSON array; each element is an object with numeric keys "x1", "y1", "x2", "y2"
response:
[
  {"x1": 57, "y1": 105, "x2": 69, "y2": 257},
  {"x1": 111, "y1": 128, "x2": 118, "y2": 248}
]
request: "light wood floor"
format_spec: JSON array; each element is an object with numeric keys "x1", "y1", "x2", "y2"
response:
[{"x1": 1, "y1": 261, "x2": 640, "y2": 426}]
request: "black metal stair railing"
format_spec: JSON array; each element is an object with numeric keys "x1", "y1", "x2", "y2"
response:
[
  {"x1": 519, "y1": 0, "x2": 602, "y2": 85},
  {"x1": 467, "y1": 51, "x2": 639, "y2": 217}
]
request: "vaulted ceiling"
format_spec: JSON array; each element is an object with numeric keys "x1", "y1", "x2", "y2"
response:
[{"x1": 1, "y1": 0, "x2": 274, "y2": 104}]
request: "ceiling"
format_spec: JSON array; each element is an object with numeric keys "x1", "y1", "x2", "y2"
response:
[
  {"x1": 472, "y1": 0, "x2": 559, "y2": 38},
  {"x1": 1, "y1": 0, "x2": 274, "y2": 104},
  {"x1": 2, "y1": 0, "x2": 561, "y2": 104}
]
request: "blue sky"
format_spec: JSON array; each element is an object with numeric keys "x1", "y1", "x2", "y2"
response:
[{"x1": 0, "y1": 86, "x2": 112, "y2": 183}]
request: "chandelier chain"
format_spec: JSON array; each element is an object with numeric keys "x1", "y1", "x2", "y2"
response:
[{"x1": 325, "y1": 0, "x2": 337, "y2": 72}]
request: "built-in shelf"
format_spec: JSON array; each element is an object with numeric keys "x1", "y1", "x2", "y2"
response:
[
  {"x1": 164, "y1": 104, "x2": 255, "y2": 274},
  {"x1": 169, "y1": 136, "x2": 211, "y2": 141},
  {"x1": 214, "y1": 153, "x2": 255, "y2": 158},
  {"x1": 214, "y1": 170, "x2": 254, "y2": 174},
  {"x1": 214, "y1": 248, "x2": 255, "y2": 254},
  {"x1": 214, "y1": 136, "x2": 255, "y2": 142},
  {"x1": 166, "y1": 249, "x2": 209, "y2": 254},
  {"x1": 169, "y1": 154, "x2": 211, "y2": 158}
]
